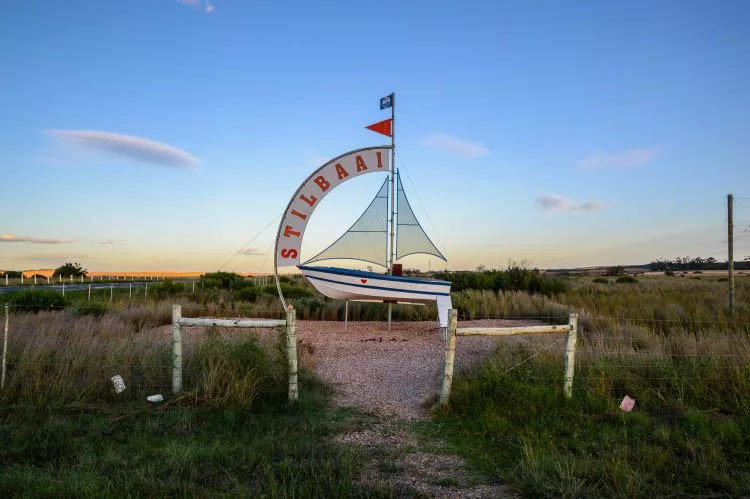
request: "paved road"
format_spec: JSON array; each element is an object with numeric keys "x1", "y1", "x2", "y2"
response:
[{"x1": 0, "y1": 282, "x2": 149, "y2": 295}]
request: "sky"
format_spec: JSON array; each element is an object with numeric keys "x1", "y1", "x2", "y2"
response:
[{"x1": 2, "y1": 0, "x2": 750, "y2": 274}]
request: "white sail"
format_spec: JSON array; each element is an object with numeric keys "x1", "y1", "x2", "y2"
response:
[
  {"x1": 396, "y1": 174, "x2": 446, "y2": 262},
  {"x1": 304, "y1": 178, "x2": 389, "y2": 268}
]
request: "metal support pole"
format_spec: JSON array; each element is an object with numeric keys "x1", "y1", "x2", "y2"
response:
[
  {"x1": 344, "y1": 300, "x2": 349, "y2": 331},
  {"x1": 88, "y1": 284, "x2": 91, "y2": 301},
  {"x1": 172, "y1": 304, "x2": 182, "y2": 394},
  {"x1": 145, "y1": 283, "x2": 148, "y2": 299},
  {"x1": 2, "y1": 305, "x2": 9, "y2": 389},
  {"x1": 388, "y1": 302, "x2": 392, "y2": 331},
  {"x1": 62, "y1": 283, "x2": 65, "y2": 297},
  {"x1": 728, "y1": 194, "x2": 735, "y2": 323},
  {"x1": 439, "y1": 309, "x2": 457, "y2": 405},
  {"x1": 286, "y1": 306, "x2": 298, "y2": 401},
  {"x1": 129, "y1": 283, "x2": 132, "y2": 298},
  {"x1": 110, "y1": 283, "x2": 113, "y2": 303},
  {"x1": 563, "y1": 313, "x2": 579, "y2": 398}
]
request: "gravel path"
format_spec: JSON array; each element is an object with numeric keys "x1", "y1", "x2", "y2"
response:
[{"x1": 297, "y1": 318, "x2": 541, "y2": 420}]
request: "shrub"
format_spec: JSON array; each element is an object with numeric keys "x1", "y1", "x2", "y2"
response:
[
  {"x1": 262, "y1": 283, "x2": 313, "y2": 300},
  {"x1": 234, "y1": 286, "x2": 260, "y2": 302},
  {"x1": 592, "y1": 277, "x2": 609, "y2": 284},
  {"x1": 616, "y1": 275, "x2": 638, "y2": 284},
  {"x1": 665, "y1": 269, "x2": 675, "y2": 276},
  {"x1": 53, "y1": 262, "x2": 87, "y2": 278},
  {"x1": 151, "y1": 279, "x2": 186, "y2": 299},
  {"x1": 7, "y1": 289, "x2": 66, "y2": 313},
  {"x1": 199, "y1": 272, "x2": 247, "y2": 290}
]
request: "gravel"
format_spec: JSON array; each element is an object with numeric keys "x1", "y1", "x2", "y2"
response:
[{"x1": 297, "y1": 318, "x2": 542, "y2": 420}]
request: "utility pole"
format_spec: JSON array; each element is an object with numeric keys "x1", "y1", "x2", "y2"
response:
[{"x1": 728, "y1": 194, "x2": 735, "y2": 323}]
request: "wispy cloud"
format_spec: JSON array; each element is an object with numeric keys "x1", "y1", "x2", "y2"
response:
[
  {"x1": 577, "y1": 147, "x2": 658, "y2": 170},
  {"x1": 1, "y1": 233, "x2": 73, "y2": 244},
  {"x1": 240, "y1": 248, "x2": 264, "y2": 256},
  {"x1": 178, "y1": 0, "x2": 215, "y2": 12},
  {"x1": 46, "y1": 130, "x2": 201, "y2": 170},
  {"x1": 534, "y1": 194, "x2": 606, "y2": 213},
  {"x1": 20, "y1": 253, "x2": 94, "y2": 263},
  {"x1": 94, "y1": 239, "x2": 125, "y2": 245},
  {"x1": 422, "y1": 132, "x2": 490, "y2": 159}
]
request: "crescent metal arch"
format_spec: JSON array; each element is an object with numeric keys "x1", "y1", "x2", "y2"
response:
[{"x1": 273, "y1": 145, "x2": 392, "y2": 310}]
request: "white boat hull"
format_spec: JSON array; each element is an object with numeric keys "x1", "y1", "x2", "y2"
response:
[{"x1": 298, "y1": 265, "x2": 453, "y2": 327}]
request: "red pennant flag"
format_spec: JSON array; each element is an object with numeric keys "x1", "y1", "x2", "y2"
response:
[{"x1": 365, "y1": 119, "x2": 392, "y2": 137}]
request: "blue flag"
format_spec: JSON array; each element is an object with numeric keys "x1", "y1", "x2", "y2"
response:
[{"x1": 380, "y1": 93, "x2": 394, "y2": 110}]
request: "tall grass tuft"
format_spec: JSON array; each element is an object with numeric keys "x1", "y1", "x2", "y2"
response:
[{"x1": 0, "y1": 304, "x2": 296, "y2": 407}]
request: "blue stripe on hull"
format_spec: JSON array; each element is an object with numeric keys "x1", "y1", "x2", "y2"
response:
[
  {"x1": 301, "y1": 270, "x2": 451, "y2": 297},
  {"x1": 298, "y1": 265, "x2": 451, "y2": 285}
]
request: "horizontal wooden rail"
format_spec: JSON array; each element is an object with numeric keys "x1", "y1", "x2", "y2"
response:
[
  {"x1": 456, "y1": 324, "x2": 571, "y2": 337},
  {"x1": 441, "y1": 311, "x2": 579, "y2": 404},
  {"x1": 171, "y1": 305, "x2": 297, "y2": 401},
  {"x1": 177, "y1": 318, "x2": 286, "y2": 328}
]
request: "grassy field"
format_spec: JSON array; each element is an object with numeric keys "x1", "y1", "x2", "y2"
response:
[
  {"x1": 429, "y1": 275, "x2": 750, "y2": 496},
  {"x1": 1, "y1": 272, "x2": 749, "y2": 496}
]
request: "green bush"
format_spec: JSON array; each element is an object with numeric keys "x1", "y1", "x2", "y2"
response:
[
  {"x1": 665, "y1": 269, "x2": 675, "y2": 276},
  {"x1": 234, "y1": 286, "x2": 260, "y2": 302},
  {"x1": 199, "y1": 272, "x2": 247, "y2": 290},
  {"x1": 151, "y1": 279, "x2": 186, "y2": 299},
  {"x1": 262, "y1": 283, "x2": 313, "y2": 300},
  {"x1": 7, "y1": 289, "x2": 66, "y2": 313},
  {"x1": 592, "y1": 277, "x2": 609, "y2": 284},
  {"x1": 616, "y1": 275, "x2": 638, "y2": 284}
]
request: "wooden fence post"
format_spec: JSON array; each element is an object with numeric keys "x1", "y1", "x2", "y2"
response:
[
  {"x1": 2, "y1": 305, "x2": 8, "y2": 389},
  {"x1": 172, "y1": 304, "x2": 183, "y2": 394},
  {"x1": 563, "y1": 313, "x2": 578, "y2": 398},
  {"x1": 440, "y1": 309, "x2": 458, "y2": 405},
  {"x1": 286, "y1": 306, "x2": 298, "y2": 401}
]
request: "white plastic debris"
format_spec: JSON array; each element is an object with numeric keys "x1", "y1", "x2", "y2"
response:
[
  {"x1": 620, "y1": 395, "x2": 636, "y2": 412},
  {"x1": 147, "y1": 394, "x2": 164, "y2": 403},
  {"x1": 110, "y1": 375, "x2": 126, "y2": 394}
]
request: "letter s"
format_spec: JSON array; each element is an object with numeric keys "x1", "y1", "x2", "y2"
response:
[{"x1": 280, "y1": 248, "x2": 298, "y2": 259}]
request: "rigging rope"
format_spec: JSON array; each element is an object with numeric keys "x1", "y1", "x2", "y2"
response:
[
  {"x1": 217, "y1": 215, "x2": 281, "y2": 271},
  {"x1": 395, "y1": 151, "x2": 450, "y2": 266}
]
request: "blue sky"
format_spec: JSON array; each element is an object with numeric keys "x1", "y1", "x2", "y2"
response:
[{"x1": 2, "y1": 0, "x2": 750, "y2": 273}]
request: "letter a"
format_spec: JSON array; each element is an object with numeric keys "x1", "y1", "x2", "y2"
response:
[
  {"x1": 335, "y1": 163, "x2": 349, "y2": 180},
  {"x1": 355, "y1": 155, "x2": 368, "y2": 172}
]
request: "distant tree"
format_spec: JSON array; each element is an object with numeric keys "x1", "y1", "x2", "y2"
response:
[
  {"x1": 606, "y1": 266, "x2": 625, "y2": 276},
  {"x1": 1, "y1": 270, "x2": 21, "y2": 278},
  {"x1": 53, "y1": 262, "x2": 87, "y2": 278}
]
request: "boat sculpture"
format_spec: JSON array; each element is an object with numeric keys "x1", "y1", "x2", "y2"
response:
[{"x1": 274, "y1": 94, "x2": 452, "y2": 327}]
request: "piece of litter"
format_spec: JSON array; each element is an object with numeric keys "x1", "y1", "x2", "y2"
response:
[
  {"x1": 111, "y1": 375, "x2": 126, "y2": 394},
  {"x1": 620, "y1": 395, "x2": 636, "y2": 412},
  {"x1": 147, "y1": 394, "x2": 164, "y2": 403}
]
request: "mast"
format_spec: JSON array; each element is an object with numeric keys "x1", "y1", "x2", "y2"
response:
[{"x1": 389, "y1": 93, "x2": 396, "y2": 272}]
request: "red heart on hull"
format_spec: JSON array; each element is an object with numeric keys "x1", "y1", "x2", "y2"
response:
[{"x1": 360, "y1": 279, "x2": 368, "y2": 284}]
